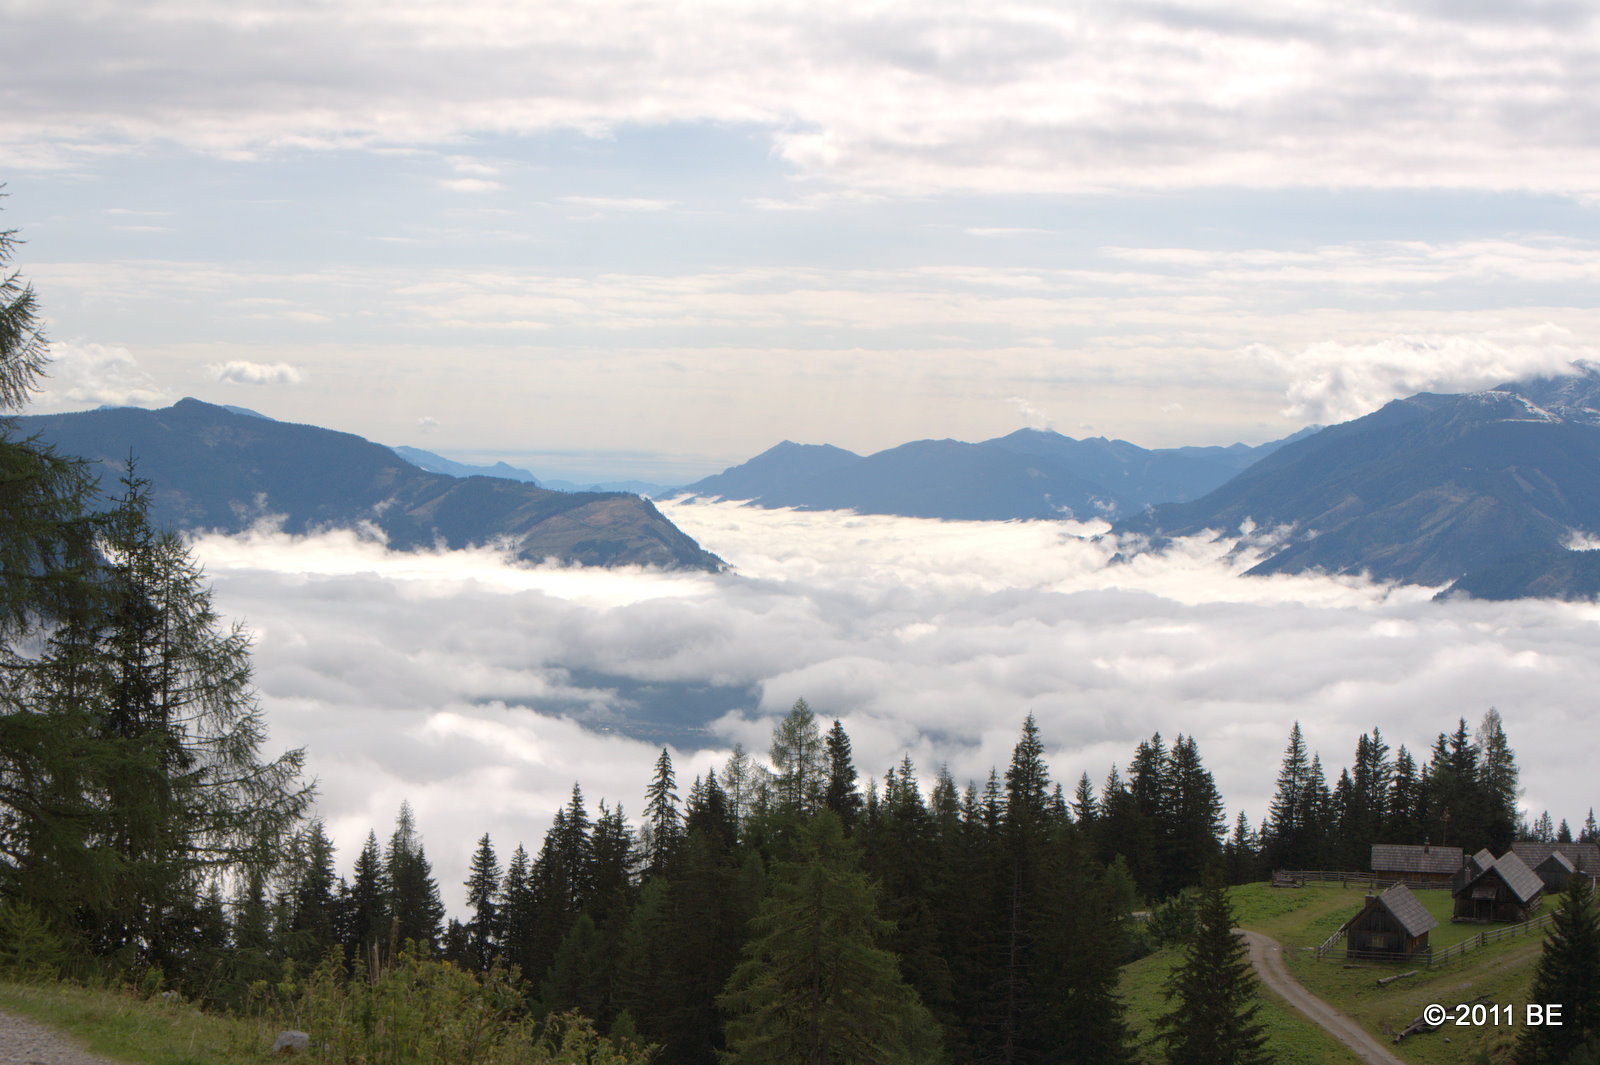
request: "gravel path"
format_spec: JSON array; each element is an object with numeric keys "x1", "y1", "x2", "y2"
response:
[
  {"x1": 0, "y1": 1009, "x2": 129, "y2": 1065},
  {"x1": 1237, "y1": 928, "x2": 1408, "y2": 1065}
]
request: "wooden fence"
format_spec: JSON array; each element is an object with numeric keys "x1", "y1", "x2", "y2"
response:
[
  {"x1": 1427, "y1": 912, "x2": 1554, "y2": 967},
  {"x1": 1275, "y1": 869, "x2": 1452, "y2": 892}
]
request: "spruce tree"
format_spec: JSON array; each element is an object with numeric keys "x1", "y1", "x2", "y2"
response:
[
  {"x1": 719, "y1": 811, "x2": 944, "y2": 1065},
  {"x1": 384, "y1": 802, "x2": 443, "y2": 950},
  {"x1": 643, "y1": 749, "x2": 682, "y2": 879},
  {"x1": 1264, "y1": 722, "x2": 1310, "y2": 870},
  {"x1": 1515, "y1": 873, "x2": 1600, "y2": 1065},
  {"x1": 496, "y1": 844, "x2": 535, "y2": 976},
  {"x1": 463, "y1": 832, "x2": 501, "y2": 971},
  {"x1": 283, "y1": 818, "x2": 340, "y2": 962},
  {"x1": 1477, "y1": 708, "x2": 1520, "y2": 851},
  {"x1": 823, "y1": 718, "x2": 863, "y2": 829},
  {"x1": 1157, "y1": 878, "x2": 1270, "y2": 1065},
  {"x1": 345, "y1": 831, "x2": 389, "y2": 962}
]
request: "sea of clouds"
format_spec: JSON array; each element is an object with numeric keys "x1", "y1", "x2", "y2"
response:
[{"x1": 189, "y1": 501, "x2": 1600, "y2": 911}]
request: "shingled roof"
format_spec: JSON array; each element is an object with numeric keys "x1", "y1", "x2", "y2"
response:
[
  {"x1": 1512, "y1": 841, "x2": 1600, "y2": 872},
  {"x1": 1458, "y1": 850, "x2": 1545, "y2": 904},
  {"x1": 1355, "y1": 884, "x2": 1438, "y2": 939},
  {"x1": 1371, "y1": 843, "x2": 1465, "y2": 876}
]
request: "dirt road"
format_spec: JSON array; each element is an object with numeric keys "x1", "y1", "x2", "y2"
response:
[
  {"x1": 1236, "y1": 929, "x2": 1409, "y2": 1065},
  {"x1": 0, "y1": 1008, "x2": 127, "y2": 1065}
]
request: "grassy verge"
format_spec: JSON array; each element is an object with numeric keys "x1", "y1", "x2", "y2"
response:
[
  {"x1": 1119, "y1": 944, "x2": 1363, "y2": 1065},
  {"x1": 0, "y1": 980, "x2": 279, "y2": 1065}
]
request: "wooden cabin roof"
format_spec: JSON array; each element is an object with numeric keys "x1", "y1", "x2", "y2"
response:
[
  {"x1": 1371, "y1": 843, "x2": 1464, "y2": 875},
  {"x1": 1456, "y1": 850, "x2": 1544, "y2": 904},
  {"x1": 1512, "y1": 841, "x2": 1600, "y2": 872},
  {"x1": 1537, "y1": 851, "x2": 1576, "y2": 876},
  {"x1": 1372, "y1": 884, "x2": 1437, "y2": 938}
]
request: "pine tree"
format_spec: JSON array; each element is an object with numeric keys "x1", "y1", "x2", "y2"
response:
[
  {"x1": 1157, "y1": 878, "x2": 1270, "y2": 1065},
  {"x1": 1477, "y1": 708, "x2": 1520, "y2": 852},
  {"x1": 345, "y1": 831, "x2": 389, "y2": 962},
  {"x1": 823, "y1": 719, "x2": 863, "y2": 829},
  {"x1": 463, "y1": 833, "x2": 501, "y2": 971},
  {"x1": 1072, "y1": 772, "x2": 1098, "y2": 826},
  {"x1": 385, "y1": 802, "x2": 443, "y2": 950},
  {"x1": 1161, "y1": 735, "x2": 1225, "y2": 897},
  {"x1": 643, "y1": 749, "x2": 682, "y2": 880},
  {"x1": 282, "y1": 818, "x2": 339, "y2": 962},
  {"x1": 1264, "y1": 722, "x2": 1310, "y2": 870},
  {"x1": 496, "y1": 844, "x2": 535, "y2": 976},
  {"x1": 719, "y1": 811, "x2": 944, "y2": 1065},
  {"x1": 588, "y1": 800, "x2": 637, "y2": 926},
  {"x1": 1515, "y1": 873, "x2": 1600, "y2": 1065}
]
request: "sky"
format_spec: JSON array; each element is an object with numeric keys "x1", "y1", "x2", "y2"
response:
[
  {"x1": 6, "y1": 0, "x2": 1600, "y2": 481},
  {"x1": 192, "y1": 505, "x2": 1600, "y2": 913}
]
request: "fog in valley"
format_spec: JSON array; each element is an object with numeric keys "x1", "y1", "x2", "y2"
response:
[{"x1": 190, "y1": 501, "x2": 1600, "y2": 911}]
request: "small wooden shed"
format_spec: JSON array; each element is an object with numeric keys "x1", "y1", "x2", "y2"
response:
[
  {"x1": 1343, "y1": 884, "x2": 1438, "y2": 960},
  {"x1": 1452, "y1": 850, "x2": 1543, "y2": 923},
  {"x1": 1533, "y1": 851, "x2": 1576, "y2": 893}
]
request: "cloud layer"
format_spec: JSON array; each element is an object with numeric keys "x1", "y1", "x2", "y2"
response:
[
  {"x1": 190, "y1": 503, "x2": 1600, "y2": 911},
  {"x1": 8, "y1": 1, "x2": 1600, "y2": 196}
]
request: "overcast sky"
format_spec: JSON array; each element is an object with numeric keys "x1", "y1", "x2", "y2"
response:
[{"x1": 7, "y1": 0, "x2": 1600, "y2": 480}]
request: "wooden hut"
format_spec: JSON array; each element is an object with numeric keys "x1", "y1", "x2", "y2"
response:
[
  {"x1": 1343, "y1": 884, "x2": 1438, "y2": 961},
  {"x1": 1452, "y1": 850, "x2": 1543, "y2": 923},
  {"x1": 1512, "y1": 841, "x2": 1600, "y2": 876},
  {"x1": 1370, "y1": 843, "x2": 1464, "y2": 886},
  {"x1": 1532, "y1": 851, "x2": 1576, "y2": 893}
]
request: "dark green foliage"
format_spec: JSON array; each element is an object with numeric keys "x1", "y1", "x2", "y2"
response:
[
  {"x1": 385, "y1": 802, "x2": 444, "y2": 950},
  {"x1": 541, "y1": 912, "x2": 606, "y2": 1020},
  {"x1": 1157, "y1": 880, "x2": 1270, "y2": 1065},
  {"x1": 1515, "y1": 873, "x2": 1600, "y2": 1065},
  {"x1": 465, "y1": 833, "x2": 502, "y2": 972},
  {"x1": 0, "y1": 216, "x2": 48, "y2": 411},
  {"x1": 644, "y1": 749, "x2": 682, "y2": 879},
  {"x1": 3, "y1": 467, "x2": 309, "y2": 977},
  {"x1": 719, "y1": 810, "x2": 944, "y2": 1065},
  {"x1": 823, "y1": 719, "x2": 862, "y2": 829},
  {"x1": 345, "y1": 831, "x2": 390, "y2": 962},
  {"x1": 770, "y1": 698, "x2": 825, "y2": 816}
]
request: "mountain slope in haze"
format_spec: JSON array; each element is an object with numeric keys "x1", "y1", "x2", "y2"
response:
[
  {"x1": 673, "y1": 429, "x2": 1310, "y2": 520},
  {"x1": 16, "y1": 400, "x2": 722, "y2": 571},
  {"x1": 1117, "y1": 367, "x2": 1600, "y2": 593},
  {"x1": 390, "y1": 445, "x2": 542, "y2": 484}
]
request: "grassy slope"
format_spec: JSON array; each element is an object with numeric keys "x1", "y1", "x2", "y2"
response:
[
  {"x1": 1181, "y1": 881, "x2": 1543, "y2": 1065},
  {"x1": 1120, "y1": 946, "x2": 1364, "y2": 1065},
  {"x1": 0, "y1": 981, "x2": 278, "y2": 1065}
]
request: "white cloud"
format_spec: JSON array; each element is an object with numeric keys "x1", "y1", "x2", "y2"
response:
[
  {"x1": 439, "y1": 178, "x2": 505, "y2": 194},
  {"x1": 1261, "y1": 324, "x2": 1594, "y2": 424},
  {"x1": 559, "y1": 196, "x2": 676, "y2": 212},
  {"x1": 189, "y1": 503, "x2": 1600, "y2": 912},
  {"x1": 24, "y1": 341, "x2": 174, "y2": 411},
  {"x1": 208, "y1": 359, "x2": 304, "y2": 385},
  {"x1": 5, "y1": 2, "x2": 1599, "y2": 196}
]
